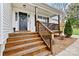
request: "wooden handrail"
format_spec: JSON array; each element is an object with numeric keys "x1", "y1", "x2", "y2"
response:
[
  {"x1": 36, "y1": 21, "x2": 53, "y2": 34},
  {"x1": 36, "y1": 20, "x2": 54, "y2": 54}
]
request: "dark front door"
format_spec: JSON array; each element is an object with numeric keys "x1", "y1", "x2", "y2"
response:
[{"x1": 19, "y1": 12, "x2": 27, "y2": 31}]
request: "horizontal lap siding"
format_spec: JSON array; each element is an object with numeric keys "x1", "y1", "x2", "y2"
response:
[
  {"x1": 0, "y1": 3, "x2": 12, "y2": 56},
  {"x1": 0, "y1": 4, "x2": 1, "y2": 39},
  {"x1": 1, "y1": 3, "x2": 12, "y2": 44},
  {"x1": 0, "y1": 4, "x2": 1, "y2": 55}
]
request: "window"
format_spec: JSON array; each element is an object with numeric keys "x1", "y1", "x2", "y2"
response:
[
  {"x1": 38, "y1": 16, "x2": 42, "y2": 19},
  {"x1": 38, "y1": 15, "x2": 48, "y2": 20},
  {"x1": 15, "y1": 12, "x2": 18, "y2": 21},
  {"x1": 42, "y1": 17, "x2": 46, "y2": 19},
  {"x1": 38, "y1": 15, "x2": 49, "y2": 22}
]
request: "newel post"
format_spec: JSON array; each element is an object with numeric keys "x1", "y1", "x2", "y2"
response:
[{"x1": 50, "y1": 32, "x2": 54, "y2": 55}]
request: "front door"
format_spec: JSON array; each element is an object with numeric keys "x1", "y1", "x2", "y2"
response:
[{"x1": 19, "y1": 12, "x2": 27, "y2": 31}]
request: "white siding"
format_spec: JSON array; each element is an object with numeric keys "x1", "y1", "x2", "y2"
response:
[
  {"x1": 0, "y1": 3, "x2": 3, "y2": 56},
  {"x1": 30, "y1": 14, "x2": 35, "y2": 32},
  {"x1": 0, "y1": 3, "x2": 12, "y2": 56},
  {"x1": 0, "y1": 4, "x2": 1, "y2": 39},
  {"x1": 27, "y1": 14, "x2": 35, "y2": 32},
  {"x1": 0, "y1": 3, "x2": 1, "y2": 56},
  {"x1": 2, "y1": 3, "x2": 12, "y2": 44}
]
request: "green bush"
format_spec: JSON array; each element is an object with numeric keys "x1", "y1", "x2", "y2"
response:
[{"x1": 64, "y1": 19, "x2": 73, "y2": 37}]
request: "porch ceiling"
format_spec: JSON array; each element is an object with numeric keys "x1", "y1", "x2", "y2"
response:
[
  {"x1": 12, "y1": 3, "x2": 64, "y2": 17},
  {"x1": 32, "y1": 3, "x2": 64, "y2": 15}
]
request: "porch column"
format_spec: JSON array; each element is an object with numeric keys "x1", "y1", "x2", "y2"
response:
[
  {"x1": 35, "y1": 6, "x2": 37, "y2": 31},
  {"x1": 47, "y1": 17, "x2": 49, "y2": 23},
  {"x1": 47, "y1": 17, "x2": 49, "y2": 26},
  {"x1": 58, "y1": 15, "x2": 60, "y2": 36}
]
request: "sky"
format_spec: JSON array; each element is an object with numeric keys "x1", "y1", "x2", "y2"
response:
[{"x1": 47, "y1": 3, "x2": 68, "y2": 12}]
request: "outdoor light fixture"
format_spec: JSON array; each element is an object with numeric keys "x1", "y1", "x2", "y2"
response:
[
  {"x1": 23, "y1": 4, "x2": 27, "y2": 12},
  {"x1": 23, "y1": 4, "x2": 26, "y2": 8}
]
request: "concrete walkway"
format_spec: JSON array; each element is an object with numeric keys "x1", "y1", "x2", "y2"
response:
[{"x1": 56, "y1": 35, "x2": 79, "y2": 56}]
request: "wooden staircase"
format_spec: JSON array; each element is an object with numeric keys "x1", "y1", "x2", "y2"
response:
[{"x1": 3, "y1": 31, "x2": 51, "y2": 56}]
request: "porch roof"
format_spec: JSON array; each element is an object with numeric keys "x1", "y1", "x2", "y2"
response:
[{"x1": 12, "y1": 3, "x2": 65, "y2": 17}]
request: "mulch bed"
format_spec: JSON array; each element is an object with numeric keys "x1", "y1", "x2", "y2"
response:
[{"x1": 52, "y1": 37, "x2": 77, "y2": 55}]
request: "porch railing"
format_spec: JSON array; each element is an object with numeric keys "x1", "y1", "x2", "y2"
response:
[
  {"x1": 43, "y1": 22, "x2": 63, "y2": 36},
  {"x1": 43, "y1": 22, "x2": 59, "y2": 30},
  {"x1": 36, "y1": 20, "x2": 55, "y2": 54}
]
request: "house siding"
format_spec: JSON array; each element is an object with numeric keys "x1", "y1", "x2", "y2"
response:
[
  {"x1": 0, "y1": 3, "x2": 1, "y2": 56},
  {"x1": 0, "y1": 3, "x2": 12, "y2": 56},
  {"x1": 1, "y1": 3, "x2": 12, "y2": 44},
  {"x1": 0, "y1": 4, "x2": 1, "y2": 39}
]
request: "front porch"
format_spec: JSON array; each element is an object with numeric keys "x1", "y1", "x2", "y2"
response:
[
  {"x1": 0, "y1": 3, "x2": 79, "y2": 56},
  {"x1": 0, "y1": 3, "x2": 64, "y2": 56},
  {"x1": 11, "y1": 3, "x2": 64, "y2": 32}
]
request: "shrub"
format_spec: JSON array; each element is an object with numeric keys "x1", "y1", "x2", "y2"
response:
[{"x1": 64, "y1": 19, "x2": 73, "y2": 37}]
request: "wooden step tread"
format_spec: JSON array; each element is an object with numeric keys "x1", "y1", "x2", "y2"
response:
[
  {"x1": 10, "y1": 45, "x2": 47, "y2": 56},
  {"x1": 9, "y1": 34, "x2": 39, "y2": 38},
  {"x1": 9, "y1": 32, "x2": 38, "y2": 34},
  {"x1": 35, "y1": 50, "x2": 51, "y2": 56},
  {"x1": 4, "y1": 41, "x2": 44, "y2": 56},
  {"x1": 23, "y1": 47, "x2": 50, "y2": 56},
  {"x1": 5, "y1": 41, "x2": 43, "y2": 52},
  {"x1": 9, "y1": 32, "x2": 38, "y2": 37},
  {"x1": 6, "y1": 38, "x2": 42, "y2": 48},
  {"x1": 7, "y1": 36, "x2": 41, "y2": 42},
  {"x1": 7, "y1": 37, "x2": 41, "y2": 44}
]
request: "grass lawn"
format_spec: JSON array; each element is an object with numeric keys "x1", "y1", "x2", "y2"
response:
[{"x1": 73, "y1": 28, "x2": 79, "y2": 35}]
